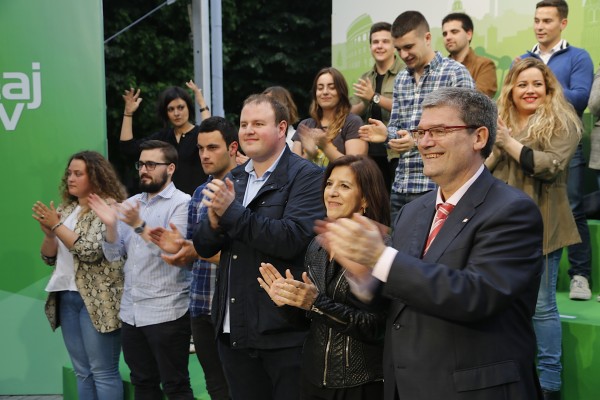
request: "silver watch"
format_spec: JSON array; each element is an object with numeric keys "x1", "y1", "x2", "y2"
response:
[{"x1": 372, "y1": 93, "x2": 381, "y2": 104}]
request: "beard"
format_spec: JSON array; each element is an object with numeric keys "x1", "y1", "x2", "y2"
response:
[{"x1": 139, "y1": 170, "x2": 169, "y2": 194}]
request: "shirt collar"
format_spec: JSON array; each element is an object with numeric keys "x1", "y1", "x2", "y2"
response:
[
  {"x1": 244, "y1": 146, "x2": 286, "y2": 178},
  {"x1": 409, "y1": 51, "x2": 442, "y2": 75},
  {"x1": 532, "y1": 39, "x2": 568, "y2": 55},
  {"x1": 435, "y1": 164, "x2": 484, "y2": 207},
  {"x1": 140, "y1": 181, "x2": 176, "y2": 203}
]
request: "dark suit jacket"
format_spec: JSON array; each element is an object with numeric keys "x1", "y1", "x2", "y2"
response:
[
  {"x1": 193, "y1": 147, "x2": 325, "y2": 349},
  {"x1": 382, "y1": 168, "x2": 544, "y2": 400}
]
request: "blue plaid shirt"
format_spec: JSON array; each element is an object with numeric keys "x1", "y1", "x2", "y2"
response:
[
  {"x1": 387, "y1": 51, "x2": 475, "y2": 194},
  {"x1": 187, "y1": 177, "x2": 216, "y2": 317}
]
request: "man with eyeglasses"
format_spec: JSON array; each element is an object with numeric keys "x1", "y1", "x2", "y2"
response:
[
  {"x1": 322, "y1": 88, "x2": 545, "y2": 399},
  {"x1": 90, "y1": 139, "x2": 194, "y2": 399}
]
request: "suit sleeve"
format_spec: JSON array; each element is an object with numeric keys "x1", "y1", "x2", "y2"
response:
[{"x1": 383, "y1": 194, "x2": 543, "y2": 322}]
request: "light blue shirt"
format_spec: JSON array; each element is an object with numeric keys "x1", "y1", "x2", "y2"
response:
[
  {"x1": 103, "y1": 182, "x2": 192, "y2": 327},
  {"x1": 223, "y1": 147, "x2": 286, "y2": 333}
]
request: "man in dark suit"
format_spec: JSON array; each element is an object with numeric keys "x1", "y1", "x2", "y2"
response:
[
  {"x1": 192, "y1": 94, "x2": 324, "y2": 400},
  {"x1": 321, "y1": 87, "x2": 544, "y2": 399}
]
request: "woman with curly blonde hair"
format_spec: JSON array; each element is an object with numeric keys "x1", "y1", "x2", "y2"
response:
[
  {"x1": 32, "y1": 151, "x2": 127, "y2": 400},
  {"x1": 293, "y1": 67, "x2": 367, "y2": 167},
  {"x1": 486, "y1": 57, "x2": 582, "y2": 397}
]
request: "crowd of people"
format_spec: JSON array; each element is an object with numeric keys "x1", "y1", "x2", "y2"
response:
[{"x1": 32, "y1": 1, "x2": 600, "y2": 400}]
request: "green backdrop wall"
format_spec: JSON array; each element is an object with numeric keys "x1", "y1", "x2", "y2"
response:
[{"x1": 0, "y1": 0, "x2": 107, "y2": 394}]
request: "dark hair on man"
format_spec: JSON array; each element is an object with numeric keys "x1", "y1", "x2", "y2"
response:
[
  {"x1": 442, "y1": 12, "x2": 474, "y2": 33},
  {"x1": 243, "y1": 94, "x2": 289, "y2": 126},
  {"x1": 198, "y1": 116, "x2": 239, "y2": 146},
  {"x1": 60, "y1": 151, "x2": 127, "y2": 206},
  {"x1": 369, "y1": 21, "x2": 392, "y2": 42},
  {"x1": 421, "y1": 87, "x2": 497, "y2": 158},
  {"x1": 139, "y1": 140, "x2": 179, "y2": 166},
  {"x1": 323, "y1": 155, "x2": 391, "y2": 226},
  {"x1": 156, "y1": 86, "x2": 195, "y2": 127},
  {"x1": 263, "y1": 86, "x2": 299, "y2": 125},
  {"x1": 536, "y1": 0, "x2": 569, "y2": 19},
  {"x1": 391, "y1": 11, "x2": 430, "y2": 38}
]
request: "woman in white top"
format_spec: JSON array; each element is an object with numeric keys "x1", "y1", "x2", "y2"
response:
[{"x1": 33, "y1": 151, "x2": 127, "y2": 400}]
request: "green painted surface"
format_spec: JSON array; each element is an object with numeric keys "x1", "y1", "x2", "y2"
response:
[{"x1": 0, "y1": 0, "x2": 106, "y2": 394}]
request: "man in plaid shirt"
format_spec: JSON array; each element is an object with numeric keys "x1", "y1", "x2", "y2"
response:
[
  {"x1": 151, "y1": 116, "x2": 238, "y2": 400},
  {"x1": 360, "y1": 11, "x2": 474, "y2": 221}
]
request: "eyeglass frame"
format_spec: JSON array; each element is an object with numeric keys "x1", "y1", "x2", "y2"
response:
[
  {"x1": 410, "y1": 125, "x2": 480, "y2": 143},
  {"x1": 134, "y1": 161, "x2": 172, "y2": 171}
]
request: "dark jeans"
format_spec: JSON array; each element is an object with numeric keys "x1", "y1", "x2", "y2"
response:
[
  {"x1": 390, "y1": 190, "x2": 431, "y2": 226},
  {"x1": 191, "y1": 315, "x2": 230, "y2": 400},
  {"x1": 566, "y1": 144, "x2": 592, "y2": 282},
  {"x1": 122, "y1": 312, "x2": 193, "y2": 400},
  {"x1": 217, "y1": 334, "x2": 302, "y2": 400}
]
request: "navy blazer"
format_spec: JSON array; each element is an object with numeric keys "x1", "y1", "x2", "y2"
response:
[
  {"x1": 382, "y1": 168, "x2": 544, "y2": 400},
  {"x1": 193, "y1": 147, "x2": 325, "y2": 349}
]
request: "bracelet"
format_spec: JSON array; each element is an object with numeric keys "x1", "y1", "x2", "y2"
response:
[
  {"x1": 199, "y1": 106, "x2": 210, "y2": 112},
  {"x1": 124, "y1": 113, "x2": 133, "y2": 117},
  {"x1": 51, "y1": 222, "x2": 63, "y2": 232}
]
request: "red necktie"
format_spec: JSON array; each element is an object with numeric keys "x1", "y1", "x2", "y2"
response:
[{"x1": 423, "y1": 202, "x2": 455, "y2": 255}]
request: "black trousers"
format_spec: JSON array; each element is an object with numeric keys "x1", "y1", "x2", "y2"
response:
[
  {"x1": 191, "y1": 314, "x2": 230, "y2": 399},
  {"x1": 217, "y1": 333, "x2": 302, "y2": 400},
  {"x1": 122, "y1": 312, "x2": 193, "y2": 400}
]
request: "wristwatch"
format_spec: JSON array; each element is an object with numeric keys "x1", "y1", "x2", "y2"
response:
[
  {"x1": 134, "y1": 220, "x2": 146, "y2": 235},
  {"x1": 372, "y1": 93, "x2": 381, "y2": 104}
]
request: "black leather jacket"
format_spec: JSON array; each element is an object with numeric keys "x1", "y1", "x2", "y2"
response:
[{"x1": 302, "y1": 239, "x2": 385, "y2": 388}]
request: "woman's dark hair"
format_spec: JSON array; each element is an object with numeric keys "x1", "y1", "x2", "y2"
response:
[
  {"x1": 156, "y1": 86, "x2": 195, "y2": 127},
  {"x1": 323, "y1": 155, "x2": 390, "y2": 226}
]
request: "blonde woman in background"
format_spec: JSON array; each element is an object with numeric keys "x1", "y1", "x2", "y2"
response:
[{"x1": 486, "y1": 58, "x2": 582, "y2": 399}]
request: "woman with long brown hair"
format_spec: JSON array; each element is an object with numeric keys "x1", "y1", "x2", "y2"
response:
[{"x1": 293, "y1": 68, "x2": 368, "y2": 167}]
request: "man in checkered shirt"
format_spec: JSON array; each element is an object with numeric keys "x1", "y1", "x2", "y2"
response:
[{"x1": 360, "y1": 10, "x2": 474, "y2": 222}]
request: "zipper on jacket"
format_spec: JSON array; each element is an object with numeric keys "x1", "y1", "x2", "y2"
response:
[
  {"x1": 323, "y1": 327, "x2": 333, "y2": 386},
  {"x1": 345, "y1": 336, "x2": 350, "y2": 367}
]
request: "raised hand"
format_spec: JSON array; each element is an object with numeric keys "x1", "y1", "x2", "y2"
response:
[
  {"x1": 122, "y1": 88, "x2": 142, "y2": 115},
  {"x1": 352, "y1": 77, "x2": 375, "y2": 102}
]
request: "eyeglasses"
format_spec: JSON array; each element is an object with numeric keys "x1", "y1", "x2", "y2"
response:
[
  {"x1": 410, "y1": 125, "x2": 480, "y2": 142},
  {"x1": 134, "y1": 161, "x2": 171, "y2": 171}
]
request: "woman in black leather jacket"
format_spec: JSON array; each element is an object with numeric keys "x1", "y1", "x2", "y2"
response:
[{"x1": 259, "y1": 155, "x2": 390, "y2": 399}]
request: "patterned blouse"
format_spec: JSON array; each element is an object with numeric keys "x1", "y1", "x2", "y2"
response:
[{"x1": 43, "y1": 201, "x2": 125, "y2": 333}]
